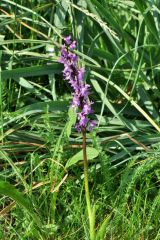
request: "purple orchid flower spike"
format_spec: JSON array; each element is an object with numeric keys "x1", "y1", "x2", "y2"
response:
[{"x1": 59, "y1": 36, "x2": 96, "y2": 132}]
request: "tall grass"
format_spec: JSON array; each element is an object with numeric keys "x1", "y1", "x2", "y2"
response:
[{"x1": 0, "y1": 0, "x2": 160, "y2": 239}]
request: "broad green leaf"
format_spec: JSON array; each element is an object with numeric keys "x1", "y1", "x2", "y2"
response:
[
  {"x1": 66, "y1": 107, "x2": 77, "y2": 138},
  {"x1": 1, "y1": 101, "x2": 68, "y2": 127},
  {"x1": 96, "y1": 213, "x2": 112, "y2": 240},
  {"x1": 1, "y1": 63, "x2": 62, "y2": 79},
  {"x1": 1, "y1": 0, "x2": 61, "y2": 37},
  {"x1": 134, "y1": 0, "x2": 159, "y2": 41},
  {"x1": 0, "y1": 180, "x2": 41, "y2": 227},
  {"x1": 138, "y1": 86, "x2": 160, "y2": 122},
  {"x1": 91, "y1": 71, "x2": 160, "y2": 132},
  {"x1": 66, "y1": 147, "x2": 99, "y2": 168},
  {"x1": 54, "y1": 0, "x2": 69, "y2": 29},
  {"x1": 74, "y1": 0, "x2": 87, "y2": 53},
  {"x1": 91, "y1": 78, "x2": 138, "y2": 131},
  {"x1": 76, "y1": 0, "x2": 120, "y2": 51},
  {"x1": 14, "y1": 77, "x2": 49, "y2": 101}
]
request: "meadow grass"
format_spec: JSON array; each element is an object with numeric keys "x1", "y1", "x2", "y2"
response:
[{"x1": 0, "y1": 0, "x2": 160, "y2": 239}]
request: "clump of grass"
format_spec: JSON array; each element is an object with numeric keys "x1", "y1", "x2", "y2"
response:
[{"x1": 0, "y1": 0, "x2": 160, "y2": 239}]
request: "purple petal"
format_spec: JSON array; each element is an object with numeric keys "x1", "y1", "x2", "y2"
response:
[
  {"x1": 72, "y1": 95, "x2": 80, "y2": 107},
  {"x1": 77, "y1": 68, "x2": 85, "y2": 81},
  {"x1": 68, "y1": 53, "x2": 77, "y2": 64},
  {"x1": 87, "y1": 120, "x2": 97, "y2": 131},
  {"x1": 75, "y1": 123, "x2": 82, "y2": 132},
  {"x1": 82, "y1": 103, "x2": 93, "y2": 115},
  {"x1": 59, "y1": 56, "x2": 65, "y2": 63},
  {"x1": 64, "y1": 36, "x2": 72, "y2": 45},
  {"x1": 78, "y1": 113, "x2": 88, "y2": 127},
  {"x1": 80, "y1": 84, "x2": 90, "y2": 98},
  {"x1": 70, "y1": 41, "x2": 76, "y2": 50},
  {"x1": 61, "y1": 47, "x2": 68, "y2": 57}
]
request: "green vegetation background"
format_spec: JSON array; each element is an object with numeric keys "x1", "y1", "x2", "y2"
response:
[{"x1": 0, "y1": 0, "x2": 160, "y2": 239}]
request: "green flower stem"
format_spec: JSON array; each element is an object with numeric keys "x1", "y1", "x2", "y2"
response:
[{"x1": 82, "y1": 129, "x2": 95, "y2": 240}]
